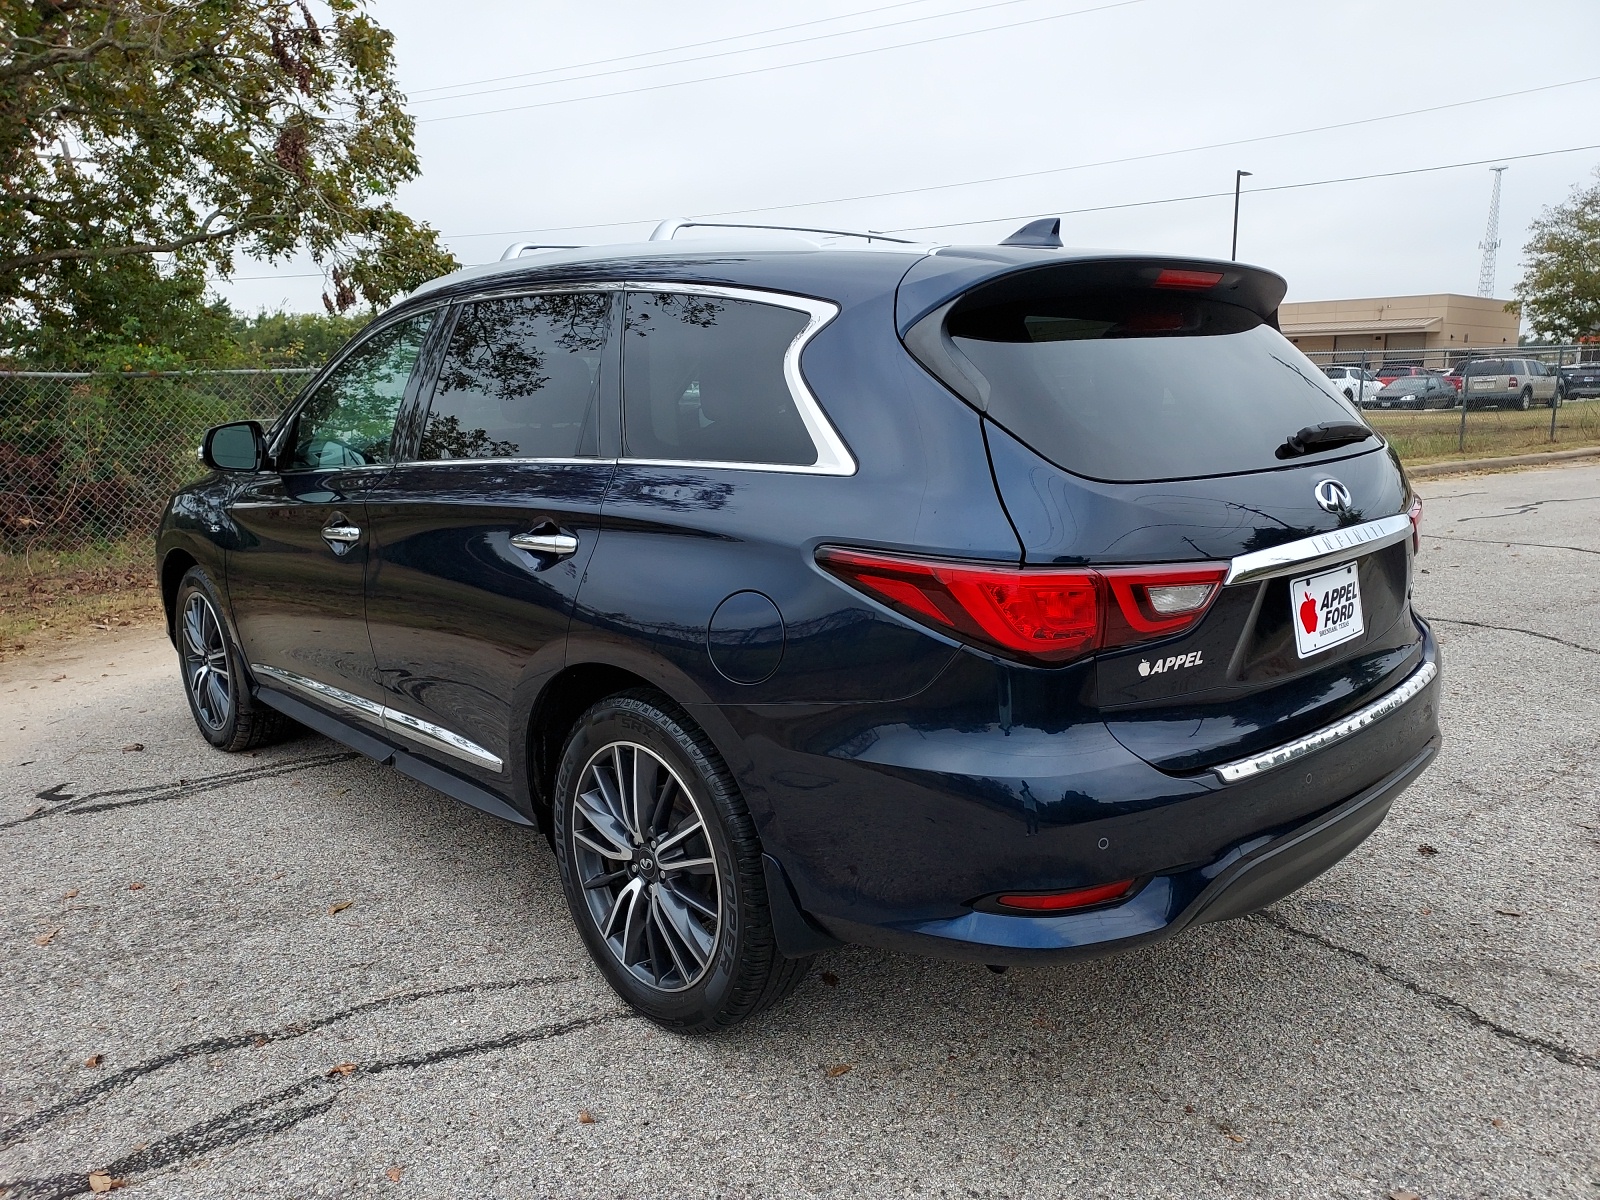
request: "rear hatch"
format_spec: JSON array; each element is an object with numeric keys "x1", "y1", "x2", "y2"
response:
[{"x1": 898, "y1": 253, "x2": 1424, "y2": 773}]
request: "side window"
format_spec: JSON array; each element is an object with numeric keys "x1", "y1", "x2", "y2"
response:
[
  {"x1": 621, "y1": 291, "x2": 816, "y2": 467},
  {"x1": 289, "y1": 313, "x2": 433, "y2": 470},
  {"x1": 419, "y1": 292, "x2": 610, "y2": 460}
]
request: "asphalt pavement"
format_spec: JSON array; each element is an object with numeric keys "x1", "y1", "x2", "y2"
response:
[{"x1": 2, "y1": 463, "x2": 1597, "y2": 1199}]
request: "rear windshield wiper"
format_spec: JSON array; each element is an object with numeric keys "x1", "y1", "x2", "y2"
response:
[{"x1": 1276, "y1": 421, "x2": 1374, "y2": 459}]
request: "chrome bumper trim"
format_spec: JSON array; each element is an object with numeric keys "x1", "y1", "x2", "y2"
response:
[
  {"x1": 1213, "y1": 657, "x2": 1437, "y2": 784},
  {"x1": 1224, "y1": 513, "x2": 1412, "y2": 586},
  {"x1": 251, "y1": 664, "x2": 504, "y2": 772}
]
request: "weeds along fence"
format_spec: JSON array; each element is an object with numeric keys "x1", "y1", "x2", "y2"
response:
[{"x1": 0, "y1": 368, "x2": 312, "y2": 555}]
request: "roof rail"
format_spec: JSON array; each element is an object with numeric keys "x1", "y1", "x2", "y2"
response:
[
  {"x1": 648, "y1": 218, "x2": 917, "y2": 245},
  {"x1": 499, "y1": 242, "x2": 580, "y2": 261}
]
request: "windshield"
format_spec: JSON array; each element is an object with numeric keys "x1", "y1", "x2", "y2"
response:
[
  {"x1": 1384, "y1": 377, "x2": 1428, "y2": 391},
  {"x1": 945, "y1": 290, "x2": 1369, "y2": 482}
]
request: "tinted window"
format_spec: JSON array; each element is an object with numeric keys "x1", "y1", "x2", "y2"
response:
[
  {"x1": 1462, "y1": 360, "x2": 1508, "y2": 376},
  {"x1": 419, "y1": 292, "x2": 609, "y2": 460},
  {"x1": 289, "y1": 313, "x2": 433, "y2": 470},
  {"x1": 944, "y1": 290, "x2": 1364, "y2": 482},
  {"x1": 621, "y1": 291, "x2": 816, "y2": 466}
]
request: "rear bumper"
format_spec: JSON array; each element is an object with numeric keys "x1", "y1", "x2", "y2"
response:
[
  {"x1": 774, "y1": 624, "x2": 1442, "y2": 964},
  {"x1": 820, "y1": 734, "x2": 1436, "y2": 965}
]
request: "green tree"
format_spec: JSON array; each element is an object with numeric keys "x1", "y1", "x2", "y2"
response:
[
  {"x1": 1513, "y1": 166, "x2": 1600, "y2": 341},
  {"x1": 230, "y1": 307, "x2": 368, "y2": 365},
  {"x1": 0, "y1": 0, "x2": 456, "y2": 362}
]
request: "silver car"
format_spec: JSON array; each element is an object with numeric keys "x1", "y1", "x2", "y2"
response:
[{"x1": 1461, "y1": 358, "x2": 1561, "y2": 409}]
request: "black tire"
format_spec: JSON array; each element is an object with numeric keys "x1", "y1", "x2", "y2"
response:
[
  {"x1": 552, "y1": 689, "x2": 810, "y2": 1031},
  {"x1": 1517, "y1": 387, "x2": 1532, "y2": 411},
  {"x1": 174, "y1": 567, "x2": 291, "y2": 752}
]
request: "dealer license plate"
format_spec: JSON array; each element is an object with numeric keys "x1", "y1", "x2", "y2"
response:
[{"x1": 1290, "y1": 562, "x2": 1364, "y2": 658}]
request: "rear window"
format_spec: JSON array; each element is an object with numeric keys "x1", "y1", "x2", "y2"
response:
[
  {"x1": 941, "y1": 290, "x2": 1365, "y2": 482},
  {"x1": 1462, "y1": 360, "x2": 1508, "y2": 377},
  {"x1": 621, "y1": 291, "x2": 817, "y2": 467}
]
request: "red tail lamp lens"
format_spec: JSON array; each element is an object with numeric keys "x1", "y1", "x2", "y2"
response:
[
  {"x1": 1153, "y1": 268, "x2": 1224, "y2": 290},
  {"x1": 997, "y1": 880, "x2": 1136, "y2": 911},
  {"x1": 815, "y1": 547, "x2": 1100, "y2": 663},
  {"x1": 817, "y1": 548, "x2": 1226, "y2": 665}
]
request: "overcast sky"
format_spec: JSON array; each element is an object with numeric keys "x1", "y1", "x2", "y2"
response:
[{"x1": 214, "y1": 0, "x2": 1600, "y2": 316}]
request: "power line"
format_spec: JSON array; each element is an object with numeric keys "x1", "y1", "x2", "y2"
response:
[
  {"x1": 436, "y1": 77, "x2": 1600, "y2": 241},
  {"x1": 407, "y1": 0, "x2": 968, "y2": 97},
  {"x1": 418, "y1": 0, "x2": 1154, "y2": 124},
  {"x1": 411, "y1": 0, "x2": 1059, "y2": 106},
  {"x1": 884, "y1": 143, "x2": 1600, "y2": 233}
]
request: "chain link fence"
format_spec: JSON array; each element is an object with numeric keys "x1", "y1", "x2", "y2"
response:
[
  {"x1": 1302, "y1": 344, "x2": 1600, "y2": 462},
  {"x1": 4, "y1": 347, "x2": 1600, "y2": 557},
  {"x1": 0, "y1": 368, "x2": 312, "y2": 555}
]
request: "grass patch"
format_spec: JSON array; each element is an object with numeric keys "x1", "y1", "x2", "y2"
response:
[
  {"x1": 1370, "y1": 399, "x2": 1600, "y2": 464},
  {"x1": 0, "y1": 537, "x2": 160, "y2": 659}
]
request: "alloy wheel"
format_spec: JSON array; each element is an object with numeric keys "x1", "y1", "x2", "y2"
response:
[
  {"x1": 571, "y1": 741, "x2": 722, "y2": 993},
  {"x1": 181, "y1": 592, "x2": 232, "y2": 730}
]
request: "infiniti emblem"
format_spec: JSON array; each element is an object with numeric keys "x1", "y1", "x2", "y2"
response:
[{"x1": 1314, "y1": 479, "x2": 1353, "y2": 515}]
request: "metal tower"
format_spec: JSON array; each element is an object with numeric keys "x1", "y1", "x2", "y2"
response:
[{"x1": 1477, "y1": 166, "x2": 1507, "y2": 298}]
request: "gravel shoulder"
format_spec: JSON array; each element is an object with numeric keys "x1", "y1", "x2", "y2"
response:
[{"x1": 2, "y1": 466, "x2": 1597, "y2": 1200}]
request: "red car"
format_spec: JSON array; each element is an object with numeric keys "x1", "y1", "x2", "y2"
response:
[{"x1": 1376, "y1": 364, "x2": 1429, "y2": 386}]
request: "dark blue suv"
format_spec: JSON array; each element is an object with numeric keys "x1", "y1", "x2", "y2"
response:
[{"x1": 158, "y1": 221, "x2": 1441, "y2": 1030}]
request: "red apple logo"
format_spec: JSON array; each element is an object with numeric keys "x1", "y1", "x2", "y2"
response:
[{"x1": 1299, "y1": 591, "x2": 1319, "y2": 634}]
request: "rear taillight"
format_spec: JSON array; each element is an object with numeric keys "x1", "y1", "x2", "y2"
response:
[
  {"x1": 1507, "y1": 376, "x2": 1518, "y2": 387},
  {"x1": 996, "y1": 880, "x2": 1136, "y2": 912},
  {"x1": 1407, "y1": 494, "x2": 1423, "y2": 553},
  {"x1": 815, "y1": 547, "x2": 1225, "y2": 665}
]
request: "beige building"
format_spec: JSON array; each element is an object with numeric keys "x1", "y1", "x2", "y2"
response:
[{"x1": 1280, "y1": 293, "x2": 1521, "y2": 367}]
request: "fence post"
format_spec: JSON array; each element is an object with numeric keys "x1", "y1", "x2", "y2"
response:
[
  {"x1": 1549, "y1": 345, "x2": 1561, "y2": 442},
  {"x1": 1458, "y1": 352, "x2": 1470, "y2": 453}
]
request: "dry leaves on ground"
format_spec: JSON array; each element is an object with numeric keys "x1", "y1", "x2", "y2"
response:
[
  {"x1": 63, "y1": 888, "x2": 79, "y2": 899},
  {"x1": 84, "y1": 1054, "x2": 103, "y2": 1068},
  {"x1": 1417, "y1": 844, "x2": 1438, "y2": 857},
  {"x1": 329, "y1": 900, "x2": 354, "y2": 915},
  {"x1": 121, "y1": 743, "x2": 143, "y2": 753},
  {"x1": 87, "y1": 1172, "x2": 127, "y2": 1193},
  {"x1": 819, "y1": 971, "x2": 839, "y2": 987},
  {"x1": 825, "y1": 1064, "x2": 853, "y2": 1078},
  {"x1": 326, "y1": 1062, "x2": 357, "y2": 1077},
  {"x1": 577, "y1": 1109, "x2": 596, "y2": 1124},
  {"x1": 386, "y1": 1166, "x2": 403, "y2": 1182},
  {"x1": 34, "y1": 929, "x2": 58, "y2": 946},
  {"x1": 1390, "y1": 1190, "x2": 1422, "y2": 1200},
  {"x1": 128, "y1": 882, "x2": 144, "y2": 891}
]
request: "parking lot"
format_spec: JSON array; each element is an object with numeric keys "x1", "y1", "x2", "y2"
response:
[{"x1": 2, "y1": 463, "x2": 1597, "y2": 1200}]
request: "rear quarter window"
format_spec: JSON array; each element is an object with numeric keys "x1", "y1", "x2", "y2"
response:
[{"x1": 941, "y1": 289, "x2": 1366, "y2": 482}]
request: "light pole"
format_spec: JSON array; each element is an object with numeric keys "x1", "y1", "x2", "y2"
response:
[{"x1": 1231, "y1": 170, "x2": 1252, "y2": 260}]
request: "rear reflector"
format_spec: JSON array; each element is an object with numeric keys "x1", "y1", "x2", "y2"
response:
[
  {"x1": 1153, "y1": 268, "x2": 1224, "y2": 290},
  {"x1": 996, "y1": 880, "x2": 1135, "y2": 911},
  {"x1": 816, "y1": 547, "x2": 1226, "y2": 666}
]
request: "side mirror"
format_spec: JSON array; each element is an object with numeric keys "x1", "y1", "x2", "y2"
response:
[{"x1": 201, "y1": 421, "x2": 265, "y2": 472}]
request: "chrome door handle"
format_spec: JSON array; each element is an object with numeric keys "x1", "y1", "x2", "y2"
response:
[
  {"x1": 510, "y1": 530, "x2": 579, "y2": 556},
  {"x1": 321, "y1": 521, "x2": 362, "y2": 554}
]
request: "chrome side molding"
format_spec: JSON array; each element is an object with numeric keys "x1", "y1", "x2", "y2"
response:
[
  {"x1": 251, "y1": 664, "x2": 504, "y2": 772},
  {"x1": 1212, "y1": 658, "x2": 1437, "y2": 784},
  {"x1": 1224, "y1": 513, "x2": 1412, "y2": 586}
]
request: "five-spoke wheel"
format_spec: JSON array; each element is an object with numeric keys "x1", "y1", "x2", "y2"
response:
[
  {"x1": 173, "y1": 566, "x2": 289, "y2": 751},
  {"x1": 181, "y1": 591, "x2": 232, "y2": 731}
]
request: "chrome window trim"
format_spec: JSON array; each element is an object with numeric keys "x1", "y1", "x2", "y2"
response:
[
  {"x1": 394, "y1": 456, "x2": 612, "y2": 468},
  {"x1": 1224, "y1": 513, "x2": 1412, "y2": 586},
  {"x1": 1212, "y1": 658, "x2": 1437, "y2": 784},
  {"x1": 251, "y1": 664, "x2": 504, "y2": 772},
  {"x1": 619, "y1": 282, "x2": 855, "y2": 477}
]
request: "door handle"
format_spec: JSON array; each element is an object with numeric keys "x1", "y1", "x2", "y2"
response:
[
  {"x1": 510, "y1": 530, "x2": 579, "y2": 557},
  {"x1": 321, "y1": 519, "x2": 362, "y2": 554}
]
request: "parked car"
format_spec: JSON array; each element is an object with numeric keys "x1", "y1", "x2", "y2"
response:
[
  {"x1": 1375, "y1": 364, "x2": 1428, "y2": 386},
  {"x1": 1460, "y1": 357, "x2": 1561, "y2": 408},
  {"x1": 1370, "y1": 372, "x2": 1454, "y2": 410},
  {"x1": 157, "y1": 224, "x2": 1441, "y2": 1030},
  {"x1": 1559, "y1": 361, "x2": 1600, "y2": 399},
  {"x1": 1322, "y1": 364, "x2": 1383, "y2": 405},
  {"x1": 1442, "y1": 362, "x2": 1468, "y2": 393}
]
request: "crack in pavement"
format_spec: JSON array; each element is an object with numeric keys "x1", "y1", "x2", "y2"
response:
[
  {"x1": 1455, "y1": 494, "x2": 1600, "y2": 523},
  {"x1": 0, "y1": 751, "x2": 361, "y2": 833},
  {"x1": 1424, "y1": 532, "x2": 1600, "y2": 556},
  {"x1": 1427, "y1": 616, "x2": 1600, "y2": 656},
  {"x1": 0, "y1": 975, "x2": 579, "y2": 1150},
  {"x1": 1254, "y1": 912, "x2": 1598, "y2": 1073},
  {"x1": 0, "y1": 1010, "x2": 629, "y2": 1200}
]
